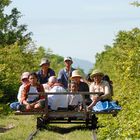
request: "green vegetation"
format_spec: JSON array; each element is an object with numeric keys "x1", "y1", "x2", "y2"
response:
[
  {"x1": 94, "y1": 28, "x2": 140, "y2": 139},
  {"x1": 0, "y1": 1, "x2": 140, "y2": 140},
  {"x1": 0, "y1": 43, "x2": 64, "y2": 103},
  {"x1": 0, "y1": 0, "x2": 32, "y2": 46},
  {"x1": 131, "y1": 1, "x2": 140, "y2": 7},
  {"x1": 0, "y1": 0, "x2": 64, "y2": 102}
]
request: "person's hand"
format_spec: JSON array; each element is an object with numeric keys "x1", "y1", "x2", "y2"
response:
[
  {"x1": 87, "y1": 101, "x2": 96, "y2": 111},
  {"x1": 93, "y1": 95, "x2": 98, "y2": 101},
  {"x1": 79, "y1": 105, "x2": 83, "y2": 111},
  {"x1": 26, "y1": 104, "x2": 32, "y2": 110}
]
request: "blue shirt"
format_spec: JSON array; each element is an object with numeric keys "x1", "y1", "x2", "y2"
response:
[
  {"x1": 57, "y1": 67, "x2": 75, "y2": 89},
  {"x1": 37, "y1": 68, "x2": 55, "y2": 84}
]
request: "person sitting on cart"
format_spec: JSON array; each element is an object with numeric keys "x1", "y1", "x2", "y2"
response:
[
  {"x1": 10, "y1": 72, "x2": 30, "y2": 111},
  {"x1": 47, "y1": 76, "x2": 68, "y2": 110},
  {"x1": 57, "y1": 56, "x2": 76, "y2": 90},
  {"x1": 21, "y1": 72, "x2": 45, "y2": 111},
  {"x1": 37, "y1": 58, "x2": 55, "y2": 84},
  {"x1": 43, "y1": 75, "x2": 55, "y2": 92},
  {"x1": 87, "y1": 69, "x2": 121, "y2": 111},
  {"x1": 68, "y1": 80, "x2": 83, "y2": 111},
  {"x1": 70, "y1": 70, "x2": 92, "y2": 105}
]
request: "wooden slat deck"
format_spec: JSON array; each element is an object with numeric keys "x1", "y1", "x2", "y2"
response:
[
  {"x1": 15, "y1": 110, "x2": 118, "y2": 115},
  {"x1": 15, "y1": 111, "x2": 44, "y2": 115}
]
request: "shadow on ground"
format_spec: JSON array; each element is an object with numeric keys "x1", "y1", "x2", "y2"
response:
[{"x1": 43, "y1": 125, "x2": 91, "y2": 134}]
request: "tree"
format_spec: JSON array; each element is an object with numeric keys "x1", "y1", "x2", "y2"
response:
[
  {"x1": 0, "y1": 0, "x2": 32, "y2": 47},
  {"x1": 131, "y1": 1, "x2": 140, "y2": 7},
  {"x1": 0, "y1": 42, "x2": 65, "y2": 102},
  {"x1": 93, "y1": 28, "x2": 140, "y2": 139}
]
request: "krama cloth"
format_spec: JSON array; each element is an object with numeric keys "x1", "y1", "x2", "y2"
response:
[{"x1": 93, "y1": 100, "x2": 121, "y2": 112}]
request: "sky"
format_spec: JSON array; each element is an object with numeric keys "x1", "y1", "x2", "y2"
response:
[{"x1": 7, "y1": 0, "x2": 140, "y2": 63}]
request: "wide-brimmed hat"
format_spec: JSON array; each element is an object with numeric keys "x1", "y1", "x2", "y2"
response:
[
  {"x1": 64, "y1": 56, "x2": 73, "y2": 63},
  {"x1": 71, "y1": 70, "x2": 82, "y2": 79},
  {"x1": 39, "y1": 58, "x2": 50, "y2": 66},
  {"x1": 21, "y1": 72, "x2": 30, "y2": 80},
  {"x1": 90, "y1": 69, "x2": 104, "y2": 79}
]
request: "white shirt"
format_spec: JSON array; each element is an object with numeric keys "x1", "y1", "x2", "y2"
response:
[
  {"x1": 27, "y1": 86, "x2": 39, "y2": 102},
  {"x1": 68, "y1": 94, "x2": 83, "y2": 106},
  {"x1": 48, "y1": 85, "x2": 68, "y2": 110},
  {"x1": 17, "y1": 84, "x2": 25, "y2": 102}
]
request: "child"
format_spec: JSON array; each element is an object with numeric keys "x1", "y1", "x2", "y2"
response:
[{"x1": 68, "y1": 81, "x2": 83, "y2": 111}]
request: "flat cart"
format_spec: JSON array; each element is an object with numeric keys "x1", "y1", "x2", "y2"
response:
[{"x1": 15, "y1": 92, "x2": 119, "y2": 140}]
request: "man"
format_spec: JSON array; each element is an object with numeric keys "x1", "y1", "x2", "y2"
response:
[
  {"x1": 57, "y1": 56, "x2": 75, "y2": 90},
  {"x1": 47, "y1": 76, "x2": 68, "y2": 110},
  {"x1": 37, "y1": 58, "x2": 55, "y2": 84}
]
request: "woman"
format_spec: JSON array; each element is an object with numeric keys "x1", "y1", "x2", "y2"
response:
[
  {"x1": 87, "y1": 69, "x2": 112, "y2": 110},
  {"x1": 10, "y1": 72, "x2": 30, "y2": 110}
]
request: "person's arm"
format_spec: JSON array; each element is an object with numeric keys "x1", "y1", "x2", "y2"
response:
[
  {"x1": 99, "y1": 81, "x2": 111, "y2": 100},
  {"x1": 57, "y1": 69, "x2": 63, "y2": 82},
  {"x1": 89, "y1": 83, "x2": 98, "y2": 101},
  {"x1": 21, "y1": 86, "x2": 29, "y2": 105},
  {"x1": 52, "y1": 69, "x2": 55, "y2": 76},
  {"x1": 38, "y1": 84, "x2": 45, "y2": 99},
  {"x1": 17, "y1": 85, "x2": 24, "y2": 102},
  {"x1": 87, "y1": 83, "x2": 98, "y2": 110},
  {"x1": 49, "y1": 68, "x2": 55, "y2": 76}
]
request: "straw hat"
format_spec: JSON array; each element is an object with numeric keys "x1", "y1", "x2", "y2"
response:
[
  {"x1": 21, "y1": 72, "x2": 30, "y2": 80},
  {"x1": 71, "y1": 70, "x2": 82, "y2": 79},
  {"x1": 39, "y1": 58, "x2": 50, "y2": 66},
  {"x1": 90, "y1": 69, "x2": 104, "y2": 79}
]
